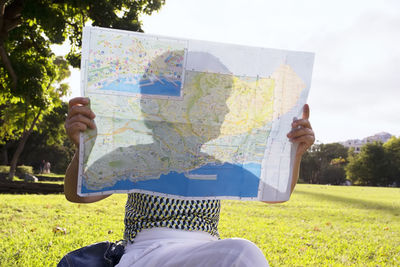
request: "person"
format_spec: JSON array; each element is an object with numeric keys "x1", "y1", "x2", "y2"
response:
[
  {"x1": 40, "y1": 159, "x2": 45, "y2": 174},
  {"x1": 44, "y1": 161, "x2": 51, "y2": 174},
  {"x1": 64, "y1": 94, "x2": 314, "y2": 266}
]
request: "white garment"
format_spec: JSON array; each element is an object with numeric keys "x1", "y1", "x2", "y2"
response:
[{"x1": 116, "y1": 227, "x2": 269, "y2": 267}]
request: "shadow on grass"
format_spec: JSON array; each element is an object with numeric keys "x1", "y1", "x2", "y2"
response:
[{"x1": 294, "y1": 189, "x2": 400, "y2": 216}]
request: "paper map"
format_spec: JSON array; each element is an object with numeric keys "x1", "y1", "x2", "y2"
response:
[{"x1": 78, "y1": 26, "x2": 314, "y2": 201}]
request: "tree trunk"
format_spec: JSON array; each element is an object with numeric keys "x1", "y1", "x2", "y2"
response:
[
  {"x1": 0, "y1": 0, "x2": 23, "y2": 91},
  {"x1": 0, "y1": 144, "x2": 8, "y2": 165},
  {"x1": 8, "y1": 132, "x2": 28, "y2": 179},
  {"x1": 8, "y1": 109, "x2": 41, "y2": 180}
]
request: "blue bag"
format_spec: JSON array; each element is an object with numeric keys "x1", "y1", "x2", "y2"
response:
[{"x1": 57, "y1": 241, "x2": 125, "y2": 267}]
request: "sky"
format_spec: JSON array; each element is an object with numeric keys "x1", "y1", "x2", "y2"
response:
[{"x1": 58, "y1": 0, "x2": 400, "y2": 144}]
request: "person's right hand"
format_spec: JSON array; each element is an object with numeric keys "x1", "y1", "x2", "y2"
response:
[{"x1": 65, "y1": 97, "x2": 96, "y2": 147}]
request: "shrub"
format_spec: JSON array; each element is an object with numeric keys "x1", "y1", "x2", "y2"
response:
[
  {"x1": 0, "y1": 166, "x2": 10, "y2": 173},
  {"x1": 16, "y1": 165, "x2": 33, "y2": 175}
]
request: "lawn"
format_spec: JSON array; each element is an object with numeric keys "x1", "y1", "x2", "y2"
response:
[{"x1": 0, "y1": 184, "x2": 399, "y2": 266}]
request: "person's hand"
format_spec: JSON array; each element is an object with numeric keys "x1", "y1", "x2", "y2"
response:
[
  {"x1": 65, "y1": 97, "x2": 96, "y2": 147},
  {"x1": 286, "y1": 104, "x2": 315, "y2": 157}
]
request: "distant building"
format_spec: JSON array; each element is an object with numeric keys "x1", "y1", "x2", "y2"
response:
[
  {"x1": 341, "y1": 139, "x2": 364, "y2": 153},
  {"x1": 340, "y1": 132, "x2": 393, "y2": 153},
  {"x1": 363, "y1": 132, "x2": 392, "y2": 143}
]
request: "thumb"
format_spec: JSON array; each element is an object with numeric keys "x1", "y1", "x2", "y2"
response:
[{"x1": 302, "y1": 104, "x2": 310, "y2": 120}]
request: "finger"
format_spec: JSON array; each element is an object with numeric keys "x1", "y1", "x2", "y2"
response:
[
  {"x1": 68, "y1": 97, "x2": 90, "y2": 109},
  {"x1": 302, "y1": 104, "x2": 310, "y2": 120},
  {"x1": 65, "y1": 122, "x2": 88, "y2": 146},
  {"x1": 68, "y1": 105, "x2": 96, "y2": 120},
  {"x1": 66, "y1": 122, "x2": 88, "y2": 133},
  {"x1": 287, "y1": 128, "x2": 314, "y2": 139},
  {"x1": 66, "y1": 114, "x2": 96, "y2": 129},
  {"x1": 292, "y1": 119, "x2": 311, "y2": 129},
  {"x1": 290, "y1": 134, "x2": 315, "y2": 145}
]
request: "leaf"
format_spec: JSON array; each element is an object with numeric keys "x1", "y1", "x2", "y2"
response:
[
  {"x1": 52, "y1": 226, "x2": 67, "y2": 235},
  {"x1": 313, "y1": 226, "x2": 321, "y2": 232}
]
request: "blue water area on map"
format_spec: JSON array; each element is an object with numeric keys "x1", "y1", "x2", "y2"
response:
[
  {"x1": 81, "y1": 162, "x2": 261, "y2": 197},
  {"x1": 100, "y1": 75, "x2": 181, "y2": 96}
]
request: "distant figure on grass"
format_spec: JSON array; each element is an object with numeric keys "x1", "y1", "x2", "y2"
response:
[
  {"x1": 39, "y1": 160, "x2": 46, "y2": 174},
  {"x1": 43, "y1": 161, "x2": 51, "y2": 174},
  {"x1": 62, "y1": 53, "x2": 315, "y2": 266}
]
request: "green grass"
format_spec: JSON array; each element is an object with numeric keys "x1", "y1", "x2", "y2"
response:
[
  {"x1": 0, "y1": 184, "x2": 399, "y2": 266},
  {"x1": 220, "y1": 185, "x2": 400, "y2": 266},
  {"x1": 35, "y1": 173, "x2": 65, "y2": 178},
  {"x1": 11, "y1": 176, "x2": 23, "y2": 182},
  {"x1": 11, "y1": 174, "x2": 64, "y2": 184},
  {"x1": 36, "y1": 181, "x2": 64, "y2": 185}
]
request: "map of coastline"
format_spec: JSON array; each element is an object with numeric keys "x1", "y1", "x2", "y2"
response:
[{"x1": 78, "y1": 26, "x2": 314, "y2": 201}]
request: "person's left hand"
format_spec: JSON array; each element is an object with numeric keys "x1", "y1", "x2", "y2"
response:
[{"x1": 286, "y1": 104, "x2": 315, "y2": 157}]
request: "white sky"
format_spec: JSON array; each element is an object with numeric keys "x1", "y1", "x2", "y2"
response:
[{"x1": 58, "y1": 0, "x2": 400, "y2": 143}]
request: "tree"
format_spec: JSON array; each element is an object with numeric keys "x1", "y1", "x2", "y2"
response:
[
  {"x1": 1, "y1": 0, "x2": 165, "y2": 71},
  {"x1": 319, "y1": 163, "x2": 346, "y2": 185},
  {"x1": 2, "y1": 102, "x2": 76, "y2": 173},
  {"x1": 300, "y1": 143, "x2": 348, "y2": 184},
  {"x1": 0, "y1": 0, "x2": 165, "y2": 178},
  {"x1": 0, "y1": 54, "x2": 70, "y2": 179},
  {"x1": 346, "y1": 142, "x2": 390, "y2": 186},
  {"x1": 383, "y1": 136, "x2": 400, "y2": 186},
  {"x1": 299, "y1": 146, "x2": 320, "y2": 184},
  {"x1": 17, "y1": 102, "x2": 75, "y2": 173}
]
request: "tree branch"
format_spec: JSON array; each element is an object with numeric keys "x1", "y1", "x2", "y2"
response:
[
  {"x1": 0, "y1": 44, "x2": 17, "y2": 90},
  {"x1": 28, "y1": 107, "x2": 42, "y2": 135},
  {"x1": 65, "y1": 20, "x2": 80, "y2": 35},
  {"x1": 0, "y1": 1, "x2": 22, "y2": 90},
  {"x1": 0, "y1": 1, "x2": 6, "y2": 34},
  {"x1": 21, "y1": 98, "x2": 29, "y2": 137},
  {"x1": 28, "y1": 31, "x2": 43, "y2": 55},
  {"x1": 23, "y1": 75, "x2": 54, "y2": 139},
  {"x1": 4, "y1": 0, "x2": 23, "y2": 20},
  {"x1": 1, "y1": 0, "x2": 23, "y2": 36},
  {"x1": 3, "y1": 16, "x2": 22, "y2": 32}
]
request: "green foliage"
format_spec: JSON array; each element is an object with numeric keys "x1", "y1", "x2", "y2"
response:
[
  {"x1": 0, "y1": 165, "x2": 10, "y2": 173},
  {"x1": 0, "y1": 54, "x2": 70, "y2": 145},
  {"x1": 0, "y1": 51, "x2": 70, "y2": 178},
  {"x1": 0, "y1": 100, "x2": 74, "y2": 175},
  {"x1": 14, "y1": 102, "x2": 75, "y2": 174},
  {"x1": 330, "y1": 157, "x2": 346, "y2": 165},
  {"x1": 35, "y1": 102, "x2": 69, "y2": 146},
  {"x1": 320, "y1": 165, "x2": 346, "y2": 185},
  {"x1": 0, "y1": 165, "x2": 34, "y2": 176},
  {"x1": 383, "y1": 136, "x2": 400, "y2": 186},
  {"x1": 15, "y1": 165, "x2": 33, "y2": 175},
  {"x1": 300, "y1": 143, "x2": 348, "y2": 184},
  {"x1": 20, "y1": 137, "x2": 75, "y2": 174},
  {"x1": 300, "y1": 139, "x2": 400, "y2": 187},
  {"x1": 1, "y1": 0, "x2": 166, "y2": 178},
  {"x1": 346, "y1": 141, "x2": 398, "y2": 186},
  {"x1": 10, "y1": 0, "x2": 165, "y2": 67},
  {"x1": 0, "y1": 185, "x2": 399, "y2": 266}
]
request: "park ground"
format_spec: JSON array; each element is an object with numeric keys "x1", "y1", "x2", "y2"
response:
[{"x1": 0, "y1": 184, "x2": 399, "y2": 266}]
